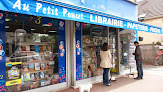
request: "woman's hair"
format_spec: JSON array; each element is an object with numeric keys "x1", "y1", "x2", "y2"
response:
[
  {"x1": 134, "y1": 41, "x2": 139, "y2": 44},
  {"x1": 101, "y1": 43, "x2": 108, "y2": 51}
]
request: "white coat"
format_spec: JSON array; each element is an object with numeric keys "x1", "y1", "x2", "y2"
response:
[{"x1": 100, "y1": 50, "x2": 112, "y2": 68}]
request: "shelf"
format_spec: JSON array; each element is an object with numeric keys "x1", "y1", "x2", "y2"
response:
[
  {"x1": 22, "y1": 69, "x2": 52, "y2": 74},
  {"x1": 10, "y1": 55, "x2": 39, "y2": 59},
  {"x1": 83, "y1": 44, "x2": 95, "y2": 46},
  {"x1": 18, "y1": 42, "x2": 53, "y2": 46},
  {"x1": 22, "y1": 61, "x2": 54, "y2": 65},
  {"x1": 23, "y1": 78, "x2": 47, "y2": 82},
  {"x1": 83, "y1": 57, "x2": 97, "y2": 58}
]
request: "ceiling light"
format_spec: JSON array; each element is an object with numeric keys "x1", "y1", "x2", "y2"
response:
[
  {"x1": 5, "y1": 26, "x2": 10, "y2": 28},
  {"x1": 42, "y1": 24, "x2": 52, "y2": 27},
  {"x1": 39, "y1": 34, "x2": 48, "y2": 36},
  {"x1": 49, "y1": 31, "x2": 57, "y2": 32},
  {"x1": 5, "y1": 18, "x2": 10, "y2": 22},
  {"x1": 31, "y1": 29, "x2": 36, "y2": 30}
]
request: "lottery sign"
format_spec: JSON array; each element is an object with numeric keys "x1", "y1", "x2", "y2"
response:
[
  {"x1": 59, "y1": 41, "x2": 65, "y2": 57},
  {"x1": 0, "y1": 39, "x2": 2, "y2": 44},
  {"x1": 0, "y1": 45, "x2": 3, "y2": 50},
  {"x1": 0, "y1": 39, "x2": 5, "y2": 60},
  {"x1": 76, "y1": 40, "x2": 81, "y2": 55}
]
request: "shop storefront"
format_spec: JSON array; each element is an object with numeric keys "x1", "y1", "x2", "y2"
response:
[{"x1": 0, "y1": 0, "x2": 162, "y2": 92}]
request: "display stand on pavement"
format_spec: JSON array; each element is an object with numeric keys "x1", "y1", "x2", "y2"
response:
[{"x1": 126, "y1": 66, "x2": 135, "y2": 77}]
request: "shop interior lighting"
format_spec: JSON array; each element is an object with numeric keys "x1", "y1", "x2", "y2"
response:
[
  {"x1": 5, "y1": 26, "x2": 10, "y2": 28},
  {"x1": 49, "y1": 31, "x2": 57, "y2": 32},
  {"x1": 31, "y1": 29, "x2": 36, "y2": 30},
  {"x1": 42, "y1": 24, "x2": 52, "y2": 27},
  {"x1": 39, "y1": 34, "x2": 48, "y2": 36},
  {"x1": 5, "y1": 18, "x2": 11, "y2": 22}
]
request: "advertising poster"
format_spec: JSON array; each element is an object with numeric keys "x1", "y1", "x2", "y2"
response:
[
  {"x1": 0, "y1": 11, "x2": 6, "y2": 92},
  {"x1": 58, "y1": 20, "x2": 66, "y2": 83},
  {"x1": 75, "y1": 22, "x2": 82, "y2": 80}
]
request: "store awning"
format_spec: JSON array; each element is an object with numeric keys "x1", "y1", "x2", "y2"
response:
[{"x1": 0, "y1": 0, "x2": 162, "y2": 34}]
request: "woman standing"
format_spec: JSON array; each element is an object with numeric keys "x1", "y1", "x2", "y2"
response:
[{"x1": 100, "y1": 43, "x2": 112, "y2": 86}]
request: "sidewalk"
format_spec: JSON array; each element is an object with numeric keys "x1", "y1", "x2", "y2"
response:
[
  {"x1": 55, "y1": 64, "x2": 163, "y2": 92},
  {"x1": 57, "y1": 73, "x2": 163, "y2": 92}
]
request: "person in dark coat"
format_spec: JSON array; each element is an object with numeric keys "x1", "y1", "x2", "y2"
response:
[{"x1": 133, "y1": 41, "x2": 144, "y2": 80}]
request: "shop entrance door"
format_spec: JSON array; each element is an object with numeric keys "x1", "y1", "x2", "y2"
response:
[{"x1": 119, "y1": 29, "x2": 137, "y2": 74}]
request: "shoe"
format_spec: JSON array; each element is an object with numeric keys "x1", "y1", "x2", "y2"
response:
[
  {"x1": 106, "y1": 84, "x2": 111, "y2": 86},
  {"x1": 141, "y1": 77, "x2": 143, "y2": 79},
  {"x1": 134, "y1": 77, "x2": 139, "y2": 79},
  {"x1": 134, "y1": 77, "x2": 141, "y2": 80}
]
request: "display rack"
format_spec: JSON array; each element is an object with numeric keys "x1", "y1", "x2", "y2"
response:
[
  {"x1": 22, "y1": 69, "x2": 52, "y2": 74},
  {"x1": 6, "y1": 40, "x2": 59, "y2": 91},
  {"x1": 82, "y1": 35, "x2": 103, "y2": 79}
]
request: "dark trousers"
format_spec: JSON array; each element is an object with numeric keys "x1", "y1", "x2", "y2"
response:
[
  {"x1": 136, "y1": 61, "x2": 143, "y2": 78},
  {"x1": 103, "y1": 68, "x2": 110, "y2": 85}
]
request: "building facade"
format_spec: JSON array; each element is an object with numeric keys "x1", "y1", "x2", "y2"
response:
[
  {"x1": 0, "y1": 0, "x2": 162, "y2": 92},
  {"x1": 138, "y1": 0, "x2": 163, "y2": 44}
]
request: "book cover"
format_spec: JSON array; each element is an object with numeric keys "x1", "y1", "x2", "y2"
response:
[
  {"x1": 23, "y1": 73, "x2": 31, "y2": 81},
  {"x1": 22, "y1": 65, "x2": 29, "y2": 72},
  {"x1": 35, "y1": 73, "x2": 40, "y2": 79},
  {"x1": 21, "y1": 46, "x2": 26, "y2": 51},
  {"x1": 26, "y1": 45, "x2": 30, "y2": 51},
  {"x1": 35, "y1": 46, "x2": 39, "y2": 52},
  {"x1": 39, "y1": 45, "x2": 43, "y2": 52},
  {"x1": 29, "y1": 63, "x2": 34, "y2": 71},
  {"x1": 47, "y1": 46, "x2": 52, "y2": 51},
  {"x1": 43, "y1": 46, "x2": 47, "y2": 51},
  {"x1": 30, "y1": 45, "x2": 35, "y2": 51},
  {"x1": 30, "y1": 73, "x2": 35, "y2": 80},
  {"x1": 40, "y1": 72, "x2": 44, "y2": 78},
  {"x1": 41, "y1": 63, "x2": 45, "y2": 70},
  {"x1": 35, "y1": 63, "x2": 40, "y2": 70}
]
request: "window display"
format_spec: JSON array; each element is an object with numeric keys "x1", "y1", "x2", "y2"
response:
[
  {"x1": 119, "y1": 29, "x2": 136, "y2": 71},
  {"x1": 82, "y1": 24, "x2": 108, "y2": 79},
  {"x1": 5, "y1": 12, "x2": 65, "y2": 91}
]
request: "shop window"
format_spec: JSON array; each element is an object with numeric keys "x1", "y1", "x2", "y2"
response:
[
  {"x1": 5, "y1": 12, "x2": 66, "y2": 91},
  {"x1": 82, "y1": 23, "x2": 108, "y2": 79}
]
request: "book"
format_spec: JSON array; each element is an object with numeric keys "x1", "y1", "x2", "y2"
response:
[
  {"x1": 47, "y1": 46, "x2": 52, "y2": 51},
  {"x1": 40, "y1": 72, "x2": 44, "y2": 78},
  {"x1": 30, "y1": 73, "x2": 35, "y2": 80},
  {"x1": 39, "y1": 45, "x2": 43, "y2": 52},
  {"x1": 30, "y1": 45, "x2": 35, "y2": 51},
  {"x1": 43, "y1": 46, "x2": 47, "y2": 51},
  {"x1": 41, "y1": 63, "x2": 45, "y2": 70},
  {"x1": 35, "y1": 63, "x2": 40, "y2": 70},
  {"x1": 26, "y1": 45, "x2": 30, "y2": 51},
  {"x1": 35, "y1": 46, "x2": 39, "y2": 52},
  {"x1": 29, "y1": 63, "x2": 34, "y2": 71},
  {"x1": 23, "y1": 73, "x2": 31, "y2": 81},
  {"x1": 21, "y1": 46, "x2": 26, "y2": 51},
  {"x1": 35, "y1": 73, "x2": 39, "y2": 79},
  {"x1": 22, "y1": 65, "x2": 29, "y2": 72}
]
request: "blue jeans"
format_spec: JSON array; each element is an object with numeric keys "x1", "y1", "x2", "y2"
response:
[
  {"x1": 136, "y1": 61, "x2": 143, "y2": 78},
  {"x1": 103, "y1": 68, "x2": 110, "y2": 85}
]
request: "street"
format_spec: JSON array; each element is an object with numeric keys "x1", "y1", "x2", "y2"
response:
[{"x1": 57, "y1": 65, "x2": 163, "y2": 92}]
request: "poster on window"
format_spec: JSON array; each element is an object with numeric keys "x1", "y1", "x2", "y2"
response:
[
  {"x1": 58, "y1": 20, "x2": 66, "y2": 83},
  {"x1": 0, "y1": 11, "x2": 6, "y2": 92},
  {"x1": 75, "y1": 22, "x2": 82, "y2": 80}
]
